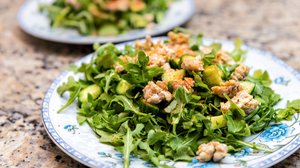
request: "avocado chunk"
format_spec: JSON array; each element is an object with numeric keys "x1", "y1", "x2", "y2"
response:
[
  {"x1": 98, "y1": 24, "x2": 119, "y2": 36},
  {"x1": 240, "y1": 81, "x2": 255, "y2": 94},
  {"x1": 169, "y1": 58, "x2": 180, "y2": 69},
  {"x1": 140, "y1": 99, "x2": 159, "y2": 114},
  {"x1": 116, "y1": 79, "x2": 132, "y2": 95},
  {"x1": 207, "y1": 115, "x2": 227, "y2": 129},
  {"x1": 162, "y1": 69, "x2": 185, "y2": 82},
  {"x1": 130, "y1": 14, "x2": 148, "y2": 28},
  {"x1": 202, "y1": 65, "x2": 223, "y2": 87},
  {"x1": 78, "y1": 84, "x2": 102, "y2": 103},
  {"x1": 216, "y1": 66, "x2": 225, "y2": 79}
]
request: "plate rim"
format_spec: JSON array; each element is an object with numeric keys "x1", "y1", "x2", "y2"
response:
[
  {"x1": 17, "y1": 0, "x2": 195, "y2": 44},
  {"x1": 42, "y1": 37, "x2": 300, "y2": 168}
]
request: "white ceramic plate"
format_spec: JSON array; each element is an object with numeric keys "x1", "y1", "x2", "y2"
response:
[
  {"x1": 42, "y1": 37, "x2": 300, "y2": 168},
  {"x1": 17, "y1": 0, "x2": 194, "y2": 44}
]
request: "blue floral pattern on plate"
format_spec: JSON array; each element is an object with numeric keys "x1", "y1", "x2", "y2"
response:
[
  {"x1": 193, "y1": 162, "x2": 220, "y2": 168},
  {"x1": 260, "y1": 124, "x2": 294, "y2": 142},
  {"x1": 274, "y1": 77, "x2": 290, "y2": 86},
  {"x1": 234, "y1": 147, "x2": 250, "y2": 158},
  {"x1": 64, "y1": 125, "x2": 78, "y2": 134}
]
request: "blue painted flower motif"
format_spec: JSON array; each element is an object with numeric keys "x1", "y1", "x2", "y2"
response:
[
  {"x1": 63, "y1": 125, "x2": 78, "y2": 134},
  {"x1": 260, "y1": 124, "x2": 294, "y2": 142},
  {"x1": 64, "y1": 125, "x2": 71, "y2": 129},
  {"x1": 98, "y1": 152, "x2": 112, "y2": 158},
  {"x1": 115, "y1": 153, "x2": 124, "y2": 158},
  {"x1": 129, "y1": 153, "x2": 140, "y2": 160},
  {"x1": 274, "y1": 77, "x2": 290, "y2": 86},
  {"x1": 98, "y1": 152, "x2": 106, "y2": 156},
  {"x1": 188, "y1": 159, "x2": 199, "y2": 166},
  {"x1": 142, "y1": 161, "x2": 156, "y2": 167},
  {"x1": 233, "y1": 147, "x2": 250, "y2": 158},
  {"x1": 193, "y1": 162, "x2": 220, "y2": 168}
]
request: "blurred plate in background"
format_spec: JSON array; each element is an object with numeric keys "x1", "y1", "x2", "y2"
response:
[{"x1": 17, "y1": 0, "x2": 195, "y2": 44}]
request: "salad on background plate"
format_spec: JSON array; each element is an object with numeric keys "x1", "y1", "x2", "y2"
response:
[
  {"x1": 39, "y1": 0, "x2": 175, "y2": 36},
  {"x1": 17, "y1": 0, "x2": 194, "y2": 44},
  {"x1": 53, "y1": 28, "x2": 300, "y2": 168}
]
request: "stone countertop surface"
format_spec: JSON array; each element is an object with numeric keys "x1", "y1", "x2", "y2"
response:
[{"x1": 1, "y1": 0, "x2": 300, "y2": 167}]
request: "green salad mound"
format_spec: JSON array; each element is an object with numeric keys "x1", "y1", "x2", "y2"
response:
[
  {"x1": 57, "y1": 29, "x2": 300, "y2": 168},
  {"x1": 39, "y1": 0, "x2": 174, "y2": 35}
]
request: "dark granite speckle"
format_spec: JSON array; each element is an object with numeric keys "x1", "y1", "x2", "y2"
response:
[{"x1": 1, "y1": 0, "x2": 300, "y2": 167}]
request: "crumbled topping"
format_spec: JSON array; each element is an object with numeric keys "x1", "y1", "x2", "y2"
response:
[
  {"x1": 201, "y1": 46, "x2": 212, "y2": 54},
  {"x1": 146, "y1": 46, "x2": 176, "y2": 68},
  {"x1": 65, "y1": 0, "x2": 82, "y2": 10},
  {"x1": 143, "y1": 81, "x2": 172, "y2": 104},
  {"x1": 156, "y1": 81, "x2": 168, "y2": 90},
  {"x1": 230, "y1": 64, "x2": 250, "y2": 81},
  {"x1": 162, "y1": 63, "x2": 174, "y2": 73},
  {"x1": 168, "y1": 32, "x2": 190, "y2": 45},
  {"x1": 104, "y1": 0, "x2": 129, "y2": 12},
  {"x1": 172, "y1": 77, "x2": 195, "y2": 93},
  {"x1": 212, "y1": 51, "x2": 235, "y2": 65},
  {"x1": 211, "y1": 80, "x2": 241, "y2": 98},
  {"x1": 196, "y1": 141, "x2": 229, "y2": 162},
  {"x1": 135, "y1": 35, "x2": 154, "y2": 51},
  {"x1": 221, "y1": 91, "x2": 259, "y2": 114},
  {"x1": 169, "y1": 44, "x2": 197, "y2": 57},
  {"x1": 181, "y1": 56, "x2": 204, "y2": 71}
]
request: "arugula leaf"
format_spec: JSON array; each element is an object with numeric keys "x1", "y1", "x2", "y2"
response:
[
  {"x1": 77, "y1": 63, "x2": 99, "y2": 82},
  {"x1": 91, "y1": 43, "x2": 118, "y2": 68},
  {"x1": 193, "y1": 74, "x2": 212, "y2": 98},
  {"x1": 57, "y1": 85, "x2": 82, "y2": 113},
  {"x1": 276, "y1": 108, "x2": 297, "y2": 121},
  {"x1": 229, "y1": 38, "x2": 247, "y2": 62},
  {"x1": 173, "y1": 87, "x2": 193, "y2": 104},
  {"x1": 104, "y1": 70, "x2": 120, "y2": 93},
  {"x1": 225, "y1": 134, "x2": 273, "y2": 153},
  {"x1": 215, "y1": 64, "x2": 239, "y2": 81},
  {"x1": 223, "y1": 94, "x2": 251, "y2": 137},
  {"x1": 64, "y1": 63, "x2": 79, "y2": 73},
  {"x1": 174, "y1": 145, "x2": 193, "y2": 162},
  {"x1": 189, "y1": 32, "x2": 203, "y2": 51},
  {"x1": 77, "y1": 114, "x2": 87, "y2": 125},
  {"x1": 120, "y1": 121, "x2": 142, "y2": 168},
  {"x1": 148, "y1": 66, "x2": 164, "y2": 79},
  {"x1": 210, "y1": 43, "x2": 222, "y2": 53},
  {"x1": 147, "y1": 130, "x2": 167, "y2": 145},
  {"x1": 202, "y1": 53, "x2": 215, "y2": 68},
  {"x1": 287, "y1": 99, "x2": 300, "y2": 110},
  {"x1": 247, "y1": 70, "x2": 281, "y2": 106},
  {"x1": 77, "y1": 93, "x2": 99, "y2": 116},
  {"x1": 276, "y1": 99, "x2": 300, "y2": 120},
  {"x1": 111, "y1": 95, "x2": 148, "y2": 116},
  {"x1": 248, "y1": 106, "x2": 276, "y2": 133},
  {"x1": 119, "y1": 51, "x2": 163, "y2": 85},
  {"x1": 57, "y1": 76, "x2": 80, "y2": 96}
]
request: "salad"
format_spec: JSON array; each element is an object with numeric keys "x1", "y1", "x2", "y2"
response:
[
  {"x1": 39, "y1": 0, "x2": 174, "y2": 36},
  {"x1": 57, "y1": 28, "x2": 300, "y2": 168}
]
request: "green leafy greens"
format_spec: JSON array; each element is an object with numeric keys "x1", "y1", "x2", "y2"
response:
[{"x1": 56, "y1": 29, "x2": 300, "y2": 168}]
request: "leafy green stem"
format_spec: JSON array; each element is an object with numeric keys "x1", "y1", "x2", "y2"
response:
[
  {"x1": 124, "y1": 128, "x2": 131, "y2": 168},
  {"x1": 234, "y1": 140, "x2": 274, "y2": 153},
  {"x1": 57, "y1": 85, "x2": 82, "y2": 113}
]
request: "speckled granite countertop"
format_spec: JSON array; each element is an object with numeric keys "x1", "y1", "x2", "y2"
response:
[{"x1": 1, "y1": 0, "x2": 300, "y2": 167}]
